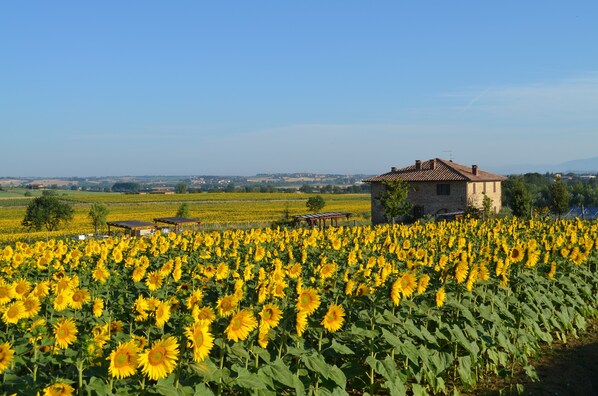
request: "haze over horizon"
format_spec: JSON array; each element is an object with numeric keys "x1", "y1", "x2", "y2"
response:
[{"x1": 1, "y1": 2, "x2": 597, "y2": 177}]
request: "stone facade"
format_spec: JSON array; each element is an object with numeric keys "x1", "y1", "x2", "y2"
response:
[{"x1": 365, "y1": 159, "x2": 506, "y2": 225}]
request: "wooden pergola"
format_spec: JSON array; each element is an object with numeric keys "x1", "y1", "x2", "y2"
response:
[
  {"x1": 293, "y1": 212, "x2": 352, "y2": 229},
  {"x1": 153, "y1": 217, "x2": 201, "y2": 233},
  {"x1": 106, "y1": 220, "x2": 156, "y2": 237}
]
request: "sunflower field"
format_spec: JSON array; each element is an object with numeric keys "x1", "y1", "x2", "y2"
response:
[{"x1": 0, "y1": 217, "x2": 597, "y2": 395}]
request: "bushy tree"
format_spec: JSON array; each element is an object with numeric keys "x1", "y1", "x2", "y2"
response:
[
  {"x1": 176, "y1": 203, "x2": 190, "y2": 217},
  {"x1": 306, "y1": 195, "x2": 326, "y2": 213},
  {"x1": 88, "y1": 203, "x2": 109, "y2": 234},
  {"x1": 22, "y1": 196, "x2": 74, "y2": 231},
  {"x1": 175, "y1": 183, "x2": 188, "y2": 194},
  {"x1": 378, "y1": 179, "x2": 412, "y2": 224},
  {"x1": 508, "y1": 176, "x2": 532, "y2": 218},
  {"x1": 549, "y1": 176, "x2": 570, "y2": 218}
]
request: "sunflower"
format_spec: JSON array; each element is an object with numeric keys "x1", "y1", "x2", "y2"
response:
[
  {"x1": 31, "y1": 280, "x2": 51, "y2": 299},
  {"x1": 93, "y1": 298, "x2": 104, "y2": 317},
  {"x1": 53, "y1": 290, "x2": 73, "y2": 312},
  {"x1": 398, "y1": 272, "x2": 417, "y2": 298},
  {"x1": 321, "y1": 304, "x2": 345, "y2": 332},
  {"x1": 2, "y1": 300, "x2": 25, "y2": 325},
  {"x1": 138, "y1": 336, "x2": 179, "y2": 381},
  {"x1": 145, "y1": 271, "x2": 163, "y2": 291},
  {"x1": 185, "y1": 290, "x2": 204, "y2": 310},
  {"x1": 0, "y1": 279, "x2": 15, "y2": 305},
  {"x1": 296, "y1": 288, "x2": 320, "y2": 315},
  {"x1": 131, "y1": 267, "x2": 147, "y2": 282},
  {"x1": 2, "y1": 245, "x2": 12, "y2": 261},
  {"x1": 271, "y1": 281, "x2": 287, "y2": 299},
  {"x1": 510, "y1": 246, "x2": 524, "y2": 263},
  {"x1": 390, "y1": 278, "x2": 402, "y2": 306},
  {"x1": 192, "y1": 306, "x2": 216, "y2": 324},
  {"x1": 21, "y1": 295, "x2": 41, "y2": 318},
  {"x1": 217, "y1": 294, "x2": 238, "y2": 317},
  {"x1": 43, "y1": 382, "x2": 75, "y2": 396},
  {"x1": 417, "y1": 274, "x2": 430, "y2": 295},
  {"x1": 107, "y1": 341, "x2": 139, "y2": 379},
  {"x1": 547, "y1": 261, "x2": 557, "y2": 279},
  {"x1": 53, "y1": 318, "x2": 78, "y2": 349},
  {"x1": 436, "y1": 287, "x2": 446, "y2": 308},
  {"x1": 259, "y1": 303, "x2": 283, "y2": 329},
  {"x1": 92, "y1": 267, "x2": 110, "y2": 284},
  {"x1": 155, "y1": 301, "x2": 171, "y2": 328},
  {"x1": 287, "y1": 263, "x2": 302, "y2": 279},
  {"x1": 184, "y1": 321, "x2": 214, "y2": 362},
  {"x1": 455, "y1": 261, "x2": 469, "y2": 284},
  {"x1": 257, "y1": 325, "x2": 270, "y2": 348},
  {"x1": 11, "y1": 278, "x2": 31, "y2": 299},
  {"x1": 254, "y1": 245, "x2": 266, "y2": 262},
  {"x1": 225, "y1": 309, "x2": 258, "y2": 342},
  {"x1": 320, "y1": 263, "x2": 337, "y2": 279},
  {"x1": 69, "y1": 288, "x2": 90, "y2": 310},
  {"x1": 296, "y1": 310, "x2": 308, "y2": 337},
  {"x1": 0, "y1": 342, "x2": 15, "y2": 374},
  {"x1": 216, "y1": 263, "x2": 230, "y2": 280}
]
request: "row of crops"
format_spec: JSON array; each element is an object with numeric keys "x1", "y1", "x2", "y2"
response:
[
  {"x1": 0, "y1": 218, "x2": 597, "y2": 395},
  {"x1": 0, "y1": 193, "x2": 371, "y2": 243}
]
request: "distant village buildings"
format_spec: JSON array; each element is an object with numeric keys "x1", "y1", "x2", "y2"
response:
[{"x1": 364, "y1": 158, "x2": 507, "y2": 224}]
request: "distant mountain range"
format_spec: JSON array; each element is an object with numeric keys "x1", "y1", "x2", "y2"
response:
[{"x1": 489, "y1": 156, "x2": 598, "y2": 175}]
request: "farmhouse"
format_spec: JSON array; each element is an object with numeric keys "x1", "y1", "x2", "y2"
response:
[{"x1": 364, "y1": 158, "x2": 507, "y2": 224}]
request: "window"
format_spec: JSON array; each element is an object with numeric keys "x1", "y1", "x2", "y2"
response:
[{"x1": 437, "y1": 183, "x2": 450, "y2": 195}]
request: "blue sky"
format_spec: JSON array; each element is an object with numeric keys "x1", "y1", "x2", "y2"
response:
[{"x1": 1, "y1": 1, "x2": 597, "y2": 177}]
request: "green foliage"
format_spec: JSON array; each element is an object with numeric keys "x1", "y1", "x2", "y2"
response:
[
  {"x1": 508, "y1": 177, "x2": 532, "y2": 218},
  {"x1": 176, "y1": 202, "x2": 190, "y2": 217},
  {"x1": 111, "y1": 182, "x2": 141, "y2": 193},
  {"x1": 549, "y1": 176, "x2": 570, "y2": 217},
  {"x1": 175, "y1": 182, "x2": 188, "y2": 194},
  {"x1": 88, "y1": 203, "x2": 109, "y2": 234},
  {"x1": 378, "y1": 179, "x2": 412, "y2": 223},
  {"x1": 22, "y1": 196, "x2": 74, "y2": 231},
  {"x1": 482, "y1": 192, "x2": 493, "y2": 219},
  {"x1": 306, "y1": 195, "x2": 326, "y2": 213}
]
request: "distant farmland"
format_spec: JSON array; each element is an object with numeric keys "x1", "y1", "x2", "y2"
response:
[{"x1": 0, "y1": 191, "x2": 370, "y2": 242}]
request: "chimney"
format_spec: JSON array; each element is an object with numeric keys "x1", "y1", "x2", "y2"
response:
[
  {"x1": 415, "y1": 160, "x2": 421, "y2": 170},
  {"x1": 472, "y1": 164, "x2": 478, "y2": 176},
  {"x1": 391, "y1": 167, "x2": 397, "y2": 172},
  {"x1": 430, "y1": 159, "x2": 437, "y2": 170}
]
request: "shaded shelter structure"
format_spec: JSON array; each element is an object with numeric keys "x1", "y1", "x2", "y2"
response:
[
  {"x1": 107, "y1": 220, "x2": 156, "y2": 237},
  {"x1": 293, "y1": 212, "x2": 352, "y2": 229},
  {"x1": 153, "y1": 217, "x2": 201, "y2": 233}
]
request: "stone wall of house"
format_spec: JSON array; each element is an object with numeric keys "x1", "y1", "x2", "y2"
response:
[
  {"x1": 370, "y1": 180, "x2": 504, "y2": 224},
  {"x1": 370, "y1": 181, "x2": 468, "y2": 224},
  {"x1": 407, "y1": 181, "x2": 468, "y2": 216},
  {"x1": 466, "y1": 181, "x2": 503, "y2": 214}
]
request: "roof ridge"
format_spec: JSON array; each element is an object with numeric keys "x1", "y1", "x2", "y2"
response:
[{"x1": 435, "y1": 158, "x2": 472, "y2": 180}]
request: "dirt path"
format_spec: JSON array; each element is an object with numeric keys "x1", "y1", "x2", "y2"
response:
[{"x1": 470, "y1": 318, "x2": 598, "y2": 395}]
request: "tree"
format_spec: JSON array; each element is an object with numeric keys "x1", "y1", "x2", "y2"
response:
[
  {"x1": 176, "y1": 203, "x2": 190, "y2": 217},
  {"x1": 508, "y1": 176, "x2": 532, "y2": 218},
  {"x1": 175, "y1": 183, "x2": 188, "y2": 194},
  {"x1": 22, "y1": 196, "x2": 74, "y2": 231},
  {"x1": 482, "y1": 192, "x2": 493, "y2": 219},
  {"x1": 88, "y1": 203, "x2": 109, "y2": 234},
  {"x1": 549, "y1": 176, "x2": 570, "y2": 218},
  {"x1": 306, "y1": 195, "x2": 326, "y2": 213},
  {"x1": 378, "y1": 179, "x2": 412, "y2": 224},
  {"x1": 112, "y1": 182, "x2": 141, "y2": 193}
]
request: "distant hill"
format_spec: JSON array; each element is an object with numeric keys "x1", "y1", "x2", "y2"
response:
[{"x1": 490, "y1": 156, "x2": 598, "y2": 175}]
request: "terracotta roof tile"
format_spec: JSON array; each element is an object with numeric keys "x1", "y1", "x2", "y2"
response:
[{"x1": 363, "y1": 158, "x2": 507, "y2": 183}]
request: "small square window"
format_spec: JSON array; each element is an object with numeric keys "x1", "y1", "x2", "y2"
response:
[{"x1": 437, "y1": 184, "x2": 450, "y2": 195}]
